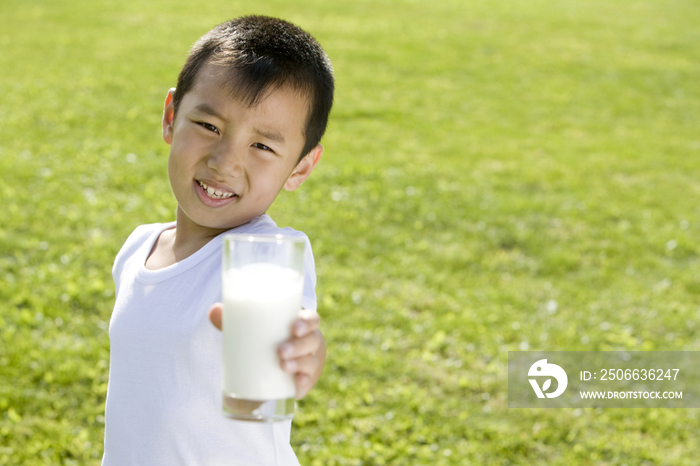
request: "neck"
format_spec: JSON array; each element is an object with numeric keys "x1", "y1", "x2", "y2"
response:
[
  {"x1": 171, "y1": 206, "x2": 229, "y2": 261},
  {"x1": 145, "y1": 207, "x2": 235, "y2": 270}
]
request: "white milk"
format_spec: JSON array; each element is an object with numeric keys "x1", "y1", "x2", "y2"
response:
[{"x1": 222, "y1": 262, "x2": 303, "y2": 400}]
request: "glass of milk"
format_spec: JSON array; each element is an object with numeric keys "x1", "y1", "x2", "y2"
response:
[{"x1": 221, "y1": 234, "x2": 305, "y2": 422}]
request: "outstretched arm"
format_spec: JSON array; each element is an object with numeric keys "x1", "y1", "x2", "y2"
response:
[{"x1": 208, "y1": 304, "x2": 326, "y2": 399}]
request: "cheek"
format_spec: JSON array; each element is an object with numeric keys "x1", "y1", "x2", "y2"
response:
[
  {"x1": 167, "y1": 153, "x2": 178, "y2": 179},
  {"x1": 168, "y1": 138, "x2": 197, "y2": 172},
  {"x1": 167, "y1": 150, "x2": 188, "y2": 190},
  {"x1": 247, "y1": 172, "x2": 286, "y2": 204}
]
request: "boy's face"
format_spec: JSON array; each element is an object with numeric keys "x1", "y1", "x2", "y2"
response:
[{"x1": 162, "y1": 65, "x2": 322, "y2": 235}]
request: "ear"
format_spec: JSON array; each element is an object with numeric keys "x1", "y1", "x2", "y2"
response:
[
  {"x1": 162, "y1": 88, "x2": 176, "y2": 145},
  {"x1": 283, "y1": 144, "x2": 323, "y2": 192}
]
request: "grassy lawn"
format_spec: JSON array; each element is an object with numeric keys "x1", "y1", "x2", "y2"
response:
[{"x1": 1, "y1": 0, "x2": 699, "y2": 464}]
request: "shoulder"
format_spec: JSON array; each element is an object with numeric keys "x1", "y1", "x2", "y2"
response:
[
  {"x1": 239, "y1": 216, "x2": 317, "y2": 310},
  {"x1": 234, "y1": 214, "x2": 310, "y2": 240},
  {"x1": 239, "y1": 215, "x2": 312, "y2": 255}
]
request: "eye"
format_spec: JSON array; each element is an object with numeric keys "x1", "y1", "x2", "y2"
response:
[
  {"x1": 198, "y1": 122, "x2": 220, "y2": 134},
  {"x1": 252, "y1": 142, "x2": 274, "y2": 153}
]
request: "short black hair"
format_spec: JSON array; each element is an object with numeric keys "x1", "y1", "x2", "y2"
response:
[{"x1": 173, "y1": 15, "x2": 335, "y2": 160}]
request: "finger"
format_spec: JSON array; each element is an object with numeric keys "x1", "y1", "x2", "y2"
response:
[
  {"x1": 292, "y1": 310, "x2": 320, "y2": 337},
  {"x1": 280, "y1": 353, "x2": 319, "y2": 378},
  {"x1": 294, "y1": 373, "x2": 312, "y2": 399},
  {"x1": 279, "y1": 330, "x2": 323, "y2": 360},
  {"x1": 208, "y1": 303, "x2": 223, "y2": 331}
]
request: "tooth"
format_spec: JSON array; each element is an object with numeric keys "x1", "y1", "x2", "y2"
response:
[{"x1": 198, "y1": 180, "x2": 234, "y2": 199}]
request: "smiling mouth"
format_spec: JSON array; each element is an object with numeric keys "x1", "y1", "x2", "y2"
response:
[{"x1": 197, "y1": 180, "x2": 237, "y2": 199}]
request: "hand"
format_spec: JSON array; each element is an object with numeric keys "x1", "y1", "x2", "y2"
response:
[{"x1": 208, "y1": 304, "x2": 326, "y2": 400}]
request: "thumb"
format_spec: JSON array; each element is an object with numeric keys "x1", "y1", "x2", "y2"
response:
[{"x1": 208, "y1": 303, "x2": 223, "y2": 331}]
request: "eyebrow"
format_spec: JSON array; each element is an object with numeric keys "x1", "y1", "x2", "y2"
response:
[
  {"x1": 255, "y1": 128, "x2": 286, "y2": 145},
  {"x1": 194, "y1": 103, "x2": 287, "y2": 145},
  {"x1": 193, "y1": 103, "x2": 224, "y2": 119}
]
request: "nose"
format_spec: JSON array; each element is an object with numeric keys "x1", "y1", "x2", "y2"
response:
[{"x1": 207, "y1": 142, "x2": 243, "y2": 178}]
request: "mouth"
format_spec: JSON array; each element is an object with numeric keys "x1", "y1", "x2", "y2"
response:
[{"x1": 196, "y1": 180, "x2": 237, "y2": 200}]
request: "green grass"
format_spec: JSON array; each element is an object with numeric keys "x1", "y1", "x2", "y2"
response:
[{"x1": 2, "y1": 0, "x2": 700, "y2": 464}]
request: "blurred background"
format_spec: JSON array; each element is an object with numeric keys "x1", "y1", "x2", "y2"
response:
[{"x1": 1, "y1": 0, "x2": 699, "y2": 464}]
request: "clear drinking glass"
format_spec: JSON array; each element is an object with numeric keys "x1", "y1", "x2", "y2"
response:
[{"x1": 221, "y1": 234, "x2": 305, "y2": 422}]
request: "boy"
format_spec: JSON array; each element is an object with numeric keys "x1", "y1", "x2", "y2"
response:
[{"x1": 102, "y1": 16, "x2": 334, "y2": 465}]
